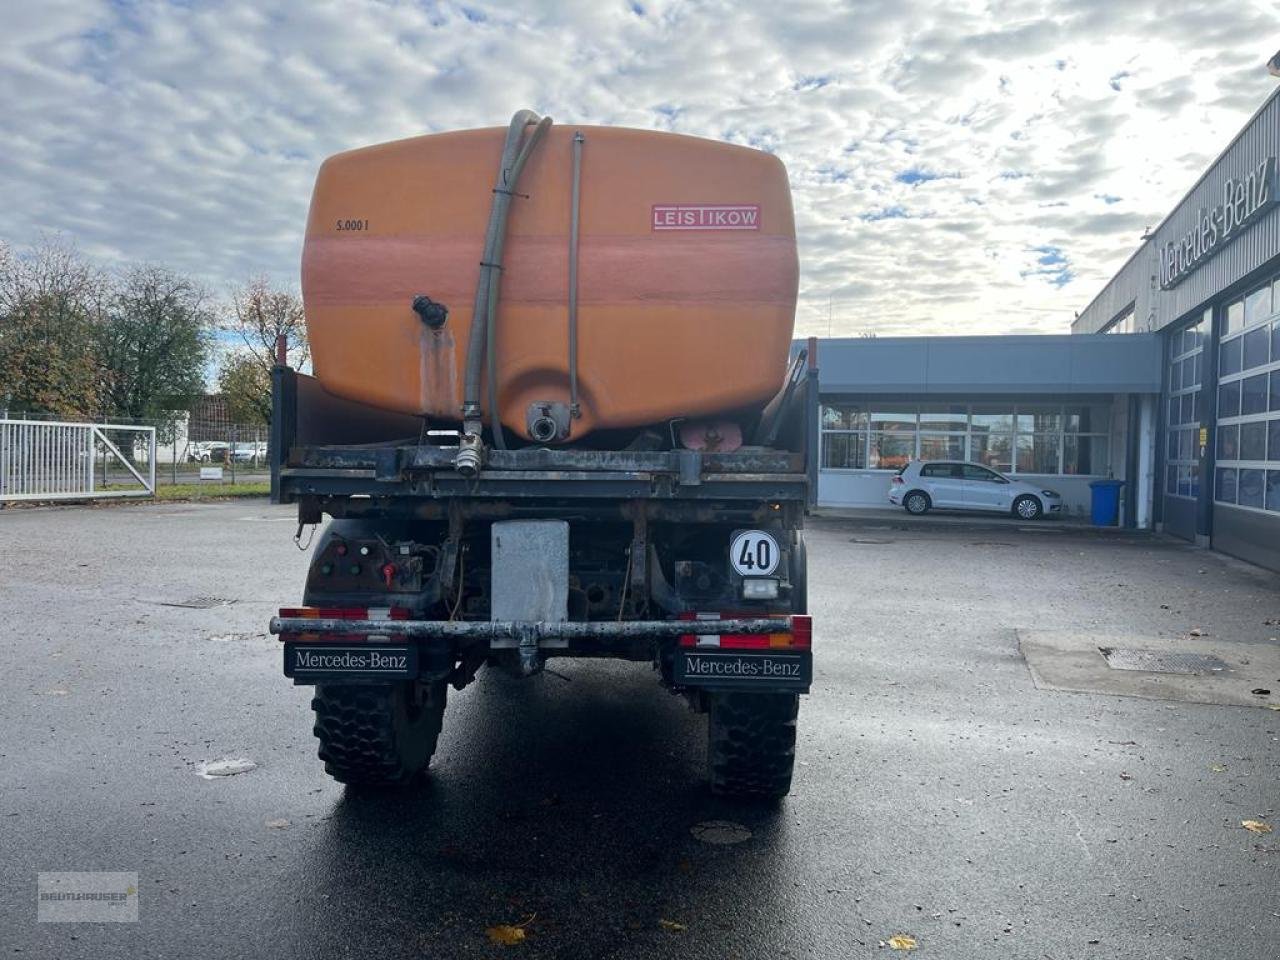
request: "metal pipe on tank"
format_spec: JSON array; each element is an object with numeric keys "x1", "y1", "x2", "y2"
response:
[
  {"x1": 456, "y1": 112, "x2": 524, "y2": 480},
  {"x1": 485, "y1": 115, "x2": 552, "y2": 451},
  {"x1": 463, "y1": 111, "x2": 535, "y2": 429},
  {"x1": 459, "y1": 111, "x2": 551, "y2": 470},
  {"x1": 568, "y1": 131, "x2": 585, "y2": 424}
]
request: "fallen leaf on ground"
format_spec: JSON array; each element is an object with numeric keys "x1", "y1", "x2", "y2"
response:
[
  {"x1": 887, "y1": 934, "x2": 918, "y2": 951},
  {"x1": 1210, "y1": 764, "x2": 1227, "y2": 773},
  {"x1": 486, "y1": 913, "x2": 536, "y2": 946},
  {"x1": 1119, "y1": 772, "x2": 1134, "y2": 781},
  {"x1": 264, "y1": 818, "x2": 290, "y2": 829},
  {"x1": 486, "y1": 925, "x2": 526, "y2": 946},
  {"x1": 1242, "y1": 820, "x2": 1273, "y2": 835},
  {"x1": 659, "y1": 919, "x2": 687, "y2": 932}
]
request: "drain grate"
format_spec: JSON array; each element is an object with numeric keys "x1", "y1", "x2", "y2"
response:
[
  {"x1": 1098, "y1": 647, "x2": 1229, "y2": 675},
  {"x1": 158, "y1": 596, "x2": 238, "y2": 609}
]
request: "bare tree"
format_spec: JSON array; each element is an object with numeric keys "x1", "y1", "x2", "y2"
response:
[
  {"x1": 214, "y1": 276, "x2": 307, "y2": 428},
  {"x1": 225, "y1": 276, "x2": 308, "y2": 373}
]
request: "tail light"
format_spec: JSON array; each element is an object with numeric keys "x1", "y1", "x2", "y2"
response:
[
  {"x1": 276, "y1": 606, "x2": 410, "y2": 642},
  {"x1": 892, "y1": 475, "x2": 904, "y2": 485},
  {"x1": 678, "y1": 612, "x2": 812, "y2": 650}
]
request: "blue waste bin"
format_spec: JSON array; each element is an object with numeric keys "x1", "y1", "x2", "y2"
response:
[{"x1": 1088, "y1": 479, "x2": 1124, "y2": 526}]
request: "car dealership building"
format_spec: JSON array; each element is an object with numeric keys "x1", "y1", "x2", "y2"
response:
[{"x1": 811, "y1": 87, "x2": 1280, "y2": 573}]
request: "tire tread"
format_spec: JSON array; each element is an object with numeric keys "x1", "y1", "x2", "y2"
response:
[
  {"x1": 708, "y1": 693, "x2": 798, "y2": 801},
  {"x1": 311, "y1": 683, "x2": 444, "y2": 786}
]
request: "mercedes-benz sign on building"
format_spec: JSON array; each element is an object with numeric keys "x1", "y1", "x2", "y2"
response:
[{"x1": 1073, "y1": 86, "x2": 1280, "y2": 571}]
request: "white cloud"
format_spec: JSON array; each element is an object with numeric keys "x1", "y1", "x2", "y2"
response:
[{"x1": 1, "y1": 0, "x2": 1276, "y2": 336}]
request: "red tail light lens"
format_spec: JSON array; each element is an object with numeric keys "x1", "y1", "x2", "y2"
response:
[
  {"x1": 276, "y1": 606, "x2": 411, "y2": 643},
  {"x1": 677, "y1": 612, "x2": 812, "y2": 650},
  {"x1": 788, "y1": 614, "x2": 812, "y2": 649},
  {"x1": 278, "y1": 607, "x2": 410, "y2": 620}
]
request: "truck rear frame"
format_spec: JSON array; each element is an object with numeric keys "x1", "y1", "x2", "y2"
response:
[{"x1": 267, "y1": 347, "x2": 819, "y2": 800}]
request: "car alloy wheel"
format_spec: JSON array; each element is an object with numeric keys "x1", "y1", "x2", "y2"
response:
[
  {"x1": 905, "y1": 493, "x2": 929, "y2": 515},
  {"x1": 1014, "y1": 496, "x2": 1042, "y2": 520}
]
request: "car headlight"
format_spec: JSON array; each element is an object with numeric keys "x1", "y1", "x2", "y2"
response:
[{"x1": 1041, "y1": 489, "x2": 1060, "y2": 498}]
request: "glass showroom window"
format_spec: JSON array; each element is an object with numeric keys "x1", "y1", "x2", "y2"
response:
[
  {"x1": 970, "y1": 405, "x2": 1015, "y2": 473},
  {"x1": 1015, "y1": 404, "x2": 1063, "y2": 474},
  {"x1": 917, "y1": 403, "x2": 967, "y2": 462},
  {"x1": 820, "y1": 403, "x2": 868, "y2": 469},
  {"x1": 1215, "y1": 275, "x2": 1280, "y2": 512},
  {"x1": 1165, "y1": 311, "x2": 1208, "y2": 499},
  {"x1": 869, "y1": 409, "x2": 917, "y2": 470},
  {"x1": 818, "y1": 401, "x2": 1111, "y2": 475},
  {"x1": 1062, "y1": 404, "x2": 1110, "y2": 475}
]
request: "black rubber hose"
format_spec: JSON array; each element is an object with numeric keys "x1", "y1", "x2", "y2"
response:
[
  {"x1": 485, "y1": 114, "x2": 552, "y2": 449},
  {"x1": 461, "y1": 110, "x2": 542, "y2": 432}
]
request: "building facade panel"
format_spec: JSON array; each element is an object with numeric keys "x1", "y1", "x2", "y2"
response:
[{"x1": 1074, "y1": 86, "x2": 1280, "y2": 571}]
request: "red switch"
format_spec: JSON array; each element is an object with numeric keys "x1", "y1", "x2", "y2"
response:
[{"x1": 381, "y1": 563, "x2": 397, "y2": 589}]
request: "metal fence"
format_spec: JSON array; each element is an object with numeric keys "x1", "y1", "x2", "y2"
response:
[
  {"x1": 157, "y1": 421, "x2": 270, "y2": 485},
  {"x1": 0, "y1": 419, "x2": 157, "y2": 502}
]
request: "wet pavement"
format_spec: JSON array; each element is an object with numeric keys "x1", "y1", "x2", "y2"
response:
[{"x1": 1, "y1": 501, "x2": 1277, "y2": 959}]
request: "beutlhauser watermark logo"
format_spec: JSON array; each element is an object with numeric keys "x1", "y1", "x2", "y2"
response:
[{"x1": 38, "y1": 872, "x2": 139, "y2": 922}]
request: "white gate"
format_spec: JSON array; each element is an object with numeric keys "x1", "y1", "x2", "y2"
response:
[{"x1": 0, "y1": 419, "x2": 157, "y2": 502}]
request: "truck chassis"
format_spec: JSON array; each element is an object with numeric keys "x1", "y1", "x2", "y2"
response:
[{"x1": 268, "y1": 357, "x2": 818, "y2": 801}]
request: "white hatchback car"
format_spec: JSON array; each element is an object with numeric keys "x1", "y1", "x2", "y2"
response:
[{"x1": 888, "y1": 460, "x2": 1063, "y2": 520}]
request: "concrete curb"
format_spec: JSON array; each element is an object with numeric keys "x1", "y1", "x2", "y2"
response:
[{"x1": 809, "y1": 507, "x2": 1149, "y2": 537}]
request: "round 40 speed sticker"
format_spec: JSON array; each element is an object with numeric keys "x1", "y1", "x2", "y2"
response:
[{"x1": 729, "y1": 530, "x2": 780, "y2": 577}]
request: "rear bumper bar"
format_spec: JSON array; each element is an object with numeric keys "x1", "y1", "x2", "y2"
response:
[{"x1": 270, "y1": 615, "x2": 796, "y2": 649}]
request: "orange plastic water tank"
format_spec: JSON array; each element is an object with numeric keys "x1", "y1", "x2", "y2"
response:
[{"x1": 301, "y1": 123, "x2": 798, "y2": 441}]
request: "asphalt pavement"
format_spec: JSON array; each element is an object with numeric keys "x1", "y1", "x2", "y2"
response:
[{"x1": 1, "y1": 501, "x2": 1277, "y2": 959}]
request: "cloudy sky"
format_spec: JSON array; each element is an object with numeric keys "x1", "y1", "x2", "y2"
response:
[{"x1": 3, "y1": 0, "x2": 1277, "y2": 337}]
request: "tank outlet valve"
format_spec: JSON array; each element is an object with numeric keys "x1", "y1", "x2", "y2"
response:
[
  {"x1": 454, "y1": 433, "x2": 484, "y2": 478},
  {"x1": 526, "y1": 401, "x2": 571, "y2": 444},
  {"x1": 411, "y1": 295, "x2": 449, "y2": 329},
  {"x1": 529, "y1": 416, "x2": 557, "y2": 443}
]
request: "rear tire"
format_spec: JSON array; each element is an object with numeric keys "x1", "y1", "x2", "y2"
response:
[
  {"x1": 311, "y1": 681, "x2": 446, "y2": 786},
  {"x1": 903, "y1": 491, "x2": 931, "y2": 515},
  {"x1": 707, "y1": 692, "x2": 799, "y2": 802}
]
